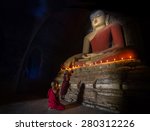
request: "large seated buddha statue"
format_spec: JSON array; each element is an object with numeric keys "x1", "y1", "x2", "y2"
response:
[{"x1": 62, "y1": 10, "x2": 138, "y2": 70}]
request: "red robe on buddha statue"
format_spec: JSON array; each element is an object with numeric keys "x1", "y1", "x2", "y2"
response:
[{"x1": 90, "y1": 23, "x2": 124, "y2": 53}]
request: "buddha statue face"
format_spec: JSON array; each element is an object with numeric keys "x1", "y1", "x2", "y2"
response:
[{"x1": 90, "y1": 10, "x2": 106, "y2": 29}]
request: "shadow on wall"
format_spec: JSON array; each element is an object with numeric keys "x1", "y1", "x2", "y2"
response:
[{"x1": 77, "y1": 83, "x2": 85, "y2": 104}]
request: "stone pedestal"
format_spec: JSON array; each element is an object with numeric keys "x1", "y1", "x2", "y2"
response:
[{"x1": 56, "y1": 58, "x2": 150, "y2": 113}]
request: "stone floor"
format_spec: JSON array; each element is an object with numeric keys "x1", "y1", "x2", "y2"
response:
[{"x1": 0, "y1": 98, "x2": 114, "y2": 114}]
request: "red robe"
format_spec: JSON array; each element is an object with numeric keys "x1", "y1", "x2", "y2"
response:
[
  {"x1": 91, "y1": 23, "x2": 124, "y2": 53},
  {"x1": 48, "y1": 88, "x2": 65, "y2": 110},
  {"x1": 61, "y1": 75, "x2": 70, "y2": 96}
]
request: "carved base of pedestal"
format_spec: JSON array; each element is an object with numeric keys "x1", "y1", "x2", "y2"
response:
[{"x1": 58, "y1": 58, "x2": 150, "y2": 113}]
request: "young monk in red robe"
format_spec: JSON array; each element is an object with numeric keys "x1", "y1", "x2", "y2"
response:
[
  {"x1": 48, "y1": 80, "x2": 65, "y2": 110},
  {"x1": 60, "y1": 70, "x2": 70, "y2": 100}
]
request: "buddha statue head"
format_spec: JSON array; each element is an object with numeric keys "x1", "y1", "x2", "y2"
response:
[{"x1": 90, "y1": 10, "x2": 106, "y2": 30}]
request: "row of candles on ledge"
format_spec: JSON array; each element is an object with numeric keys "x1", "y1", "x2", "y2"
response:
[{"x1": 61, "y1": 55, "x2": 136, "y2": 71}]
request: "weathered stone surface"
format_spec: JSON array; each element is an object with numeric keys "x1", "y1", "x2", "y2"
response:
[
  {"x1": 83, "y1": 89, "x2": 96, "y2": 100},
  {"x1": 65, "y1": 93, "x2": 78, "y2": 102},
  {"x1": 70, "y1": 84, "x2": 78, "y2": 89},
  {"x1": 96, "y1": 94, "x2": 123, "y2": 105},
  {"x1": 97, "y1": 90, "x2": 123, "y2": 97},
  {"x1": 85, "y1": 83, "x2": 94, "y2": 89},
  {"x1": 95, "y1": 83, "x2": 121, "y2": 90},
  {"x1": 82, "y1": 102, "x2": 95, "y2": 108}
]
